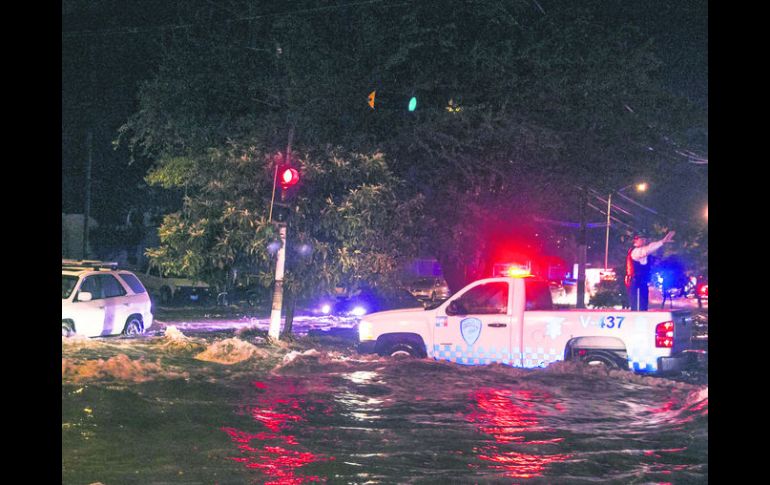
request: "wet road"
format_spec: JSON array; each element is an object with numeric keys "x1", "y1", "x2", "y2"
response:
[{"x1": 62, "y1": 313, "x2": 707, "y2": 484}]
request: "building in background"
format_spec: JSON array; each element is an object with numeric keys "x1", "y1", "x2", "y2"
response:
[{"x1": 62, "y1": 213, "x2": 98, "y2": 260}]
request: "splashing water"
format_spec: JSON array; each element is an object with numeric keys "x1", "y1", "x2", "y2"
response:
[{"x1": 62, "y1": 330, "x2": 707, "y2": 483}]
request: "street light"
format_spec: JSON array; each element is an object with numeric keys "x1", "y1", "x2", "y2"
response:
[{"x1": 604, "y1": 182, "x2": 648, "y2": 270}]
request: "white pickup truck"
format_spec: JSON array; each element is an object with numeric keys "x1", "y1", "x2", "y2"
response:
[{"x1": 357, "y1": 277, "x2": 698, "y2": 374}]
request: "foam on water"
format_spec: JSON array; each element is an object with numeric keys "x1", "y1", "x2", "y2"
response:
[
  {"x1": 194, "y1": 337, "x2": 270, "y2": 365},
  {"x1": 153, "y1": 325, "x2": 207, "y2": 353},
  {"x1": 62, "y1": 353, "x2": 188, "y2": 383}
]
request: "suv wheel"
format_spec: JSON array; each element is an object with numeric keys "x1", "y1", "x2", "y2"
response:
[{"x1": 122, "y1": 316, "x2": 144, "y2": 336}]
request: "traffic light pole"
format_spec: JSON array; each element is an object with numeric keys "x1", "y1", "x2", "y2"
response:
[
  {"x1": 268, "y1": 220, "x2": 287, "y2": 341},
  {"x1": 268, "y1": 127, "x2": 294, "y2": 341}
]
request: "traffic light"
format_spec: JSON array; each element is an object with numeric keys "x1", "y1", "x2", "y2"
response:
[
  {"x1": 279, "y1": 166, "x2": 299, "y2": 190},
  {"x1": 368, "y1": 90, "x2": 376, "y2": 109},
  {"x1": 408, "y1": 96, "x2": 417, "y2": 112}
]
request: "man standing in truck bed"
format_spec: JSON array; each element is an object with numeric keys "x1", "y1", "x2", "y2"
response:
[{"x1": 625, "y1": 230, "x2": 676, "y2": 310}]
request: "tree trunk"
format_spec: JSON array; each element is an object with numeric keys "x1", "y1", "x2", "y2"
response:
[
  {"x1": 436, "y1": 255, "x2": 467, "y2": 294},
  {"x1": 281, "y1": 286, "x2": 295, "y2": 340}
]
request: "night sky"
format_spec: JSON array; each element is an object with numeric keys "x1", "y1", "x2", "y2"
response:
[{"x1": 61, "y1": 0, "x2": 707, "y2": 229}]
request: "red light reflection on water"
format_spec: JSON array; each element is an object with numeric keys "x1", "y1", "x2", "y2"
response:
[
  {"x1": 646, "y1": 388, "x2": 708, "y2": 427},
  {"x1": 222, "y1": 378, "x2": 334, "y2": 484},
  {"x1": 466, "y1": 388, "x2": 570, "y2": 479}
]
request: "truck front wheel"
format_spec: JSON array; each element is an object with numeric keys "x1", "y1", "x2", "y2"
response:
[{"x1": 381, "y1": 342, "x2": 421, "y2": 358}]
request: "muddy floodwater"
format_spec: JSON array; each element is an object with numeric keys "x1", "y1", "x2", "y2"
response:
[{"x1": 62, "y1": 326, "x2": 707, "y2": 484}]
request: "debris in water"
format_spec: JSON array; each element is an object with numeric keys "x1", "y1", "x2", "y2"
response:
[
  {"x1": 282, "y1": 349, "x2": 320, "y2": 365},
  {"x1": 157, "y1": 325, "x2": 206, "y2": 352},
  {"x1": 62, "y1": 354, "x2": 181, "y2": 383},
  {"x1": 195, "y1": 338, "x2": 269, "y2": 365}
]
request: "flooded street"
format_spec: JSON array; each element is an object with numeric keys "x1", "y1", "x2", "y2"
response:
[{"x1": 62, "y1": 318, "x2": 707, "y2": 484}]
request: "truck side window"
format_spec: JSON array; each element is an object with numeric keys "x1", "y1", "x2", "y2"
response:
[
  {"x1": 524, "y1": 280, "x2": 554, "y2": 311},
  {"x1": 454, "y1": 282, "x2": 508, "y2": 314}
]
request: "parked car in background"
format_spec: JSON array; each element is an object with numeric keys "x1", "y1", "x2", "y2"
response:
[
  {"x1": 138, "y1": 264, "x2": 211, "y2": 305},
  {"x1": 339, "y1": 288, "x2": 426, "y2": 316},
  {"x1": 311, "y1": 288, "x2": 425, "y2": 317},
  {"x1": 406, "y1": 276, "x2": 451, "y2": 302},
  {"x1": 215, "y1": 283, "x2": 267, "y2": 307},
  {"x1": 62, "y1": 260, "x2": 153, "y2": 337}
]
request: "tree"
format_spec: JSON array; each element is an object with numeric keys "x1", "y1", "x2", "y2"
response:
[
  {"x1": 118, "y1": 0, "x2": 706, "y2": 305},
  {"x1": 143, "y1": 142, "x2": 423, "y2": 306},
  {"x1": 353, "y1": 0, "x2": 705, "y2": 287}
]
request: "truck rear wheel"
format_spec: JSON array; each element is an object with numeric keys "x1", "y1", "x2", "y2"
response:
[{"x1": 580, "y1": 350, "x2": 624, "y2": 369}]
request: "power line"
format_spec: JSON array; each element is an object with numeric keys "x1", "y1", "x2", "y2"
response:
[
  {"x1": 62, "y1": 0, "x2": 413, "y2": 39},
  {"x1": 587, "y1": 190, "x2": 636, "y2": 219},
  {"x1": 615, "y1": 191, "x2": 659, "y2": 216},
  {"x1": 585, "y1": 203, "x2": 638, "y2": 233}
]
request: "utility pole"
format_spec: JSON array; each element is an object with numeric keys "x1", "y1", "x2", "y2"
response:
[
  {"x1": 576, "y1": 187, "x2": 587, "y2": 309},
  {"x1": 82, "y1": 38, "x2": 97, "y2": 261},
  {"x1": 604, "y1": 192, "x2": 612, "y2": 270},
  {"x1": 82, "y1": 129, "x2": 93, "y2": 259},
  {"x1": 268, "y1": 127, "x2": 294, "y2": 341}
]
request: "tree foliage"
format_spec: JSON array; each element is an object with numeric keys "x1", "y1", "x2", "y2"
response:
[
  {"x1": 143, "y1": 141, "x2": 423, "y2": 298},
  {"x1": 119, "y1": 0, "x2": 706, "y2": 295}
]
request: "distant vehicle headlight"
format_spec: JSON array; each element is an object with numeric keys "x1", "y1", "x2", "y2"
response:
[
  {"x1": 320, "y1": 303, "x2": 331, "y2": 314},
  {"x1": 350, "y1": 306, "x2": 367, "y2": 317},
  {"x1": 358, "y1": 320, "x2": 374, "y2": 341}
]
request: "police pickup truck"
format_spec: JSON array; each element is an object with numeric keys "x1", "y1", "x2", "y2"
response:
[{"x1": 357, "y1": 277, "x2": 698, "y2": 374}]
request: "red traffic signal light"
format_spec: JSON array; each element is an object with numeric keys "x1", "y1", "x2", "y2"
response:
[{"x1": 279, "y1": 167, "x2": 299, "y2": 189}]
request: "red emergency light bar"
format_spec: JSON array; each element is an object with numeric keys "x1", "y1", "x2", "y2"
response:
[
  {"x1": 505, "y1": 267, "x2": 532, "y2": 278},
  {"x1": 493, "y1": 262, "x2": 532, "y2": 278}
]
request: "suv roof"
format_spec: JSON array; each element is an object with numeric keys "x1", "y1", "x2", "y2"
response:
[{"x1": 62, "y1": 259, "x2": 120, "y2": 275}]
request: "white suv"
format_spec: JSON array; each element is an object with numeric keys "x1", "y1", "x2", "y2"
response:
[{"x1": 62, "y1": 260, "x2": 154, "y2": 337}]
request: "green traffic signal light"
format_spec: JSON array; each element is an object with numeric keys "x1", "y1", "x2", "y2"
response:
[{"x1": 408, "y1": 96, "x2": 417, "y2": 112}]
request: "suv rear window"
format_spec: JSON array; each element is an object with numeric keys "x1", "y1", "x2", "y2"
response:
[{"x1": 119, "y1": 273, "x2": 147, "y2": 294}]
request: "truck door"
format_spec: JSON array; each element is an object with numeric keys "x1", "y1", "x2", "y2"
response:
[{"x1": 433, "y1": 281, "x2": 512, "y2": 365}]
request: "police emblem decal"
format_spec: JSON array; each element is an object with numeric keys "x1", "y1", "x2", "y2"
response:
[{"x1": 460, "y1": 317, "x2": 482, "y2": 346}]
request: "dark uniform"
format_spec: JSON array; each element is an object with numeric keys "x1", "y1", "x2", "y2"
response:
[{"x1": 626, "y1": 247, "x2": 652, "y2": 311}]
